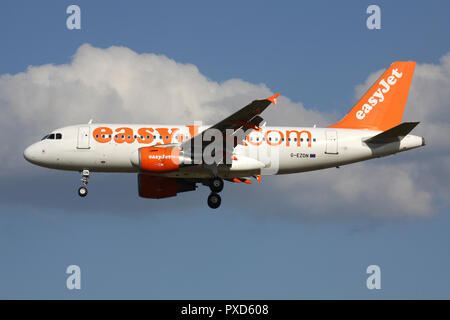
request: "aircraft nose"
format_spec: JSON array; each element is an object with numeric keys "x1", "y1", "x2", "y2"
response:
[
  {"x1": 24, "y1": 146, "x2": 32, "y2": 162},
  {"x1": 24, "y1": 144, "x2": 39, "y2": 163}
]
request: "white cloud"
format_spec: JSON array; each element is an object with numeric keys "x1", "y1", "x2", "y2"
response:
[
  {"x1": 1, "y1": 44, "x2": 449, "y2": 220},
  {"x1": 271, "y1": 162, "x2": 433, "y2": 219}
]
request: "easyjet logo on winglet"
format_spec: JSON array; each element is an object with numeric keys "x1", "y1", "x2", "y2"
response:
[{"x1": 356, "y1": 68, "x2": 403, "y2": 120}]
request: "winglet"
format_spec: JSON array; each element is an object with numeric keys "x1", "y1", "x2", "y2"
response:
[{"x1": 266, "y1": 93, "x2": 280, "y2": 105}]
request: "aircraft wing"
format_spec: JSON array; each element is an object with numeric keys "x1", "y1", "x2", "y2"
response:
[{"x1": 180, "y1": 93, "x2": 280, "y2": 160}]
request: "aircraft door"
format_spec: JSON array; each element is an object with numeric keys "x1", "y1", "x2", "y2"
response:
[
  {"x1": 325, "y1": 130, "x2": 338, "y2": 154},
  {"x1": 77, "y1": 126, "x2": 91, "y2": 149}
]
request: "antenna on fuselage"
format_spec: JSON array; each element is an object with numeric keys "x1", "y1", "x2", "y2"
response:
[{"x1": 88, "y1": 119, "x2": 93, "y2": 124}]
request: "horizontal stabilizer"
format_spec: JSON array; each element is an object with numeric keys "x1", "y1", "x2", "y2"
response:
[{"x1": 364, "y1": 122, "x2": 420, "y2": 144}]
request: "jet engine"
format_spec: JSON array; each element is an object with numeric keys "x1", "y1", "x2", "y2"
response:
[{"x1": 130, "y1": 147, "x2": 192, "y2": 172}]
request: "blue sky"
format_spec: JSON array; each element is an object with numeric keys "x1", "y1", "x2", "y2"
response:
[{"x1": 1, "y1": 0, "x2": 450, "y2": 299}]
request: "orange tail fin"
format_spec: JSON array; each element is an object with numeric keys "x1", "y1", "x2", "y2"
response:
[{"x1": 329, "y1": 61, "x2": 416, "y2": 131}]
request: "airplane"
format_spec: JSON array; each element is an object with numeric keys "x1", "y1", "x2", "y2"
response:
[{"x1": 24, "y1": 61, "x2": 424, "y2": 209}]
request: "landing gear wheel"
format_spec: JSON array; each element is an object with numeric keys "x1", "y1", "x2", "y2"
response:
[
  {"x1": 78, "y1": 169, "x2": 90, "y2": 198},
  {"x1": 78, "y1": 186, "x2": 88, "y2": 197},
  {"x1": 207, "y1": 192, "x2": 221, "y2": 209},
  {"x1": 209, "y1": 177, "x2": 224, "y2": 193}
]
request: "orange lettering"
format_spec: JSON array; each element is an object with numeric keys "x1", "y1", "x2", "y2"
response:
[
  {"x1": 137, "y1": 128, "x2": 154, "y2": 144},
  {"x1": 286, "y1": 130, "x2": 312, "y2": 147},
  {"x1": 114, "y1": 127, "x2": 135, "y2": 144},
  {"x1": 92, "y1": 127, "x2": 113, "y2": 143},
  {"x1": 156, "y1": 128, "x2": 179, "y2": 145},
  {"x1": 265, "y1": 130, "x2": 284, "y2": 146},
  {"x1": 246, "y1": 130, "x2": 262, "y2": 146}
]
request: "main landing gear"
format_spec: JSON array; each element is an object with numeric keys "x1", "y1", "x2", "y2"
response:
[
  {"x1": 207, "y1": 192, "x2": 221, "y2": 209},
  {"x1": 209, "y1": 177, "x2": 224, "y2": 193},
  {"x1": 78, "y1": 169, "x2": 89, "y2": 197},
  {"x1": 207, "y1": 177, "x2": 224, "y2": 209}
]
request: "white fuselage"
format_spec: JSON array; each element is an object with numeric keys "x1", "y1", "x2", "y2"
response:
[{"x1": 23, "y1": 124, "x2": 424, "y2": 178}]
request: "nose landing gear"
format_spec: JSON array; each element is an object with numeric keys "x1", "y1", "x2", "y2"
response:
[
  {"x1": 78, "y1": 169, "x2": 89, "y2": 198},
  {"x1": 207, "y1": 177, "x2": 223, "y2": 209},
  {"x1": 78, "y1": 186, "x2": 88, "y2": 197}
]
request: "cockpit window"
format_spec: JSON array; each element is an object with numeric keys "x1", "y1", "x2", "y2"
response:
[{"x1": 41, "y1": 133, "x2": 62, "y2": 140}]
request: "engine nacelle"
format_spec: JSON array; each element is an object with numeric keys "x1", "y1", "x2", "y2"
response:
[{"x1": 130, "y1": 147, "x2": 192, "y2": 172}]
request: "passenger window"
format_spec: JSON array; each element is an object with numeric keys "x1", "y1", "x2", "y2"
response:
[{"x1": 56, "y1": 133, "x2": 62, "y2": 139}]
